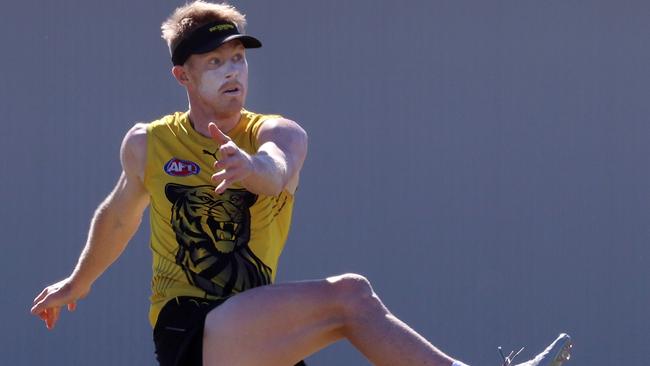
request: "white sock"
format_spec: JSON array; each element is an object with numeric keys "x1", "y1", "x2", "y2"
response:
[{"x1": 452, "y1": 361, "x2": 470, "y2": 366}]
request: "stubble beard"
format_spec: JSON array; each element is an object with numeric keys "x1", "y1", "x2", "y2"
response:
[{"x1": 211, "y1": 94, "x2": 245, "y2": 119}]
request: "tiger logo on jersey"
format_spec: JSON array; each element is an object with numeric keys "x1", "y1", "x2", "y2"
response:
[{"x1": 164, "y1": 183, "x2": 271, "y2": 297}]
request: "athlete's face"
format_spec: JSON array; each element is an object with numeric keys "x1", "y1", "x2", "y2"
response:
[{"x1": 183, "y1": 40, "x2": 249, "y2": 117}]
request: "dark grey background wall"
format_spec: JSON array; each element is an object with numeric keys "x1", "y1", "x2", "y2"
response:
[{"x1": 2, "y1": 1, "x2": 648, "y2": 365}]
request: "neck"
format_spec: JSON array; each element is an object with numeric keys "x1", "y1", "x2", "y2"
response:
[{"x1": 186, "y1": 94, "x2": 242, "y2": 137}]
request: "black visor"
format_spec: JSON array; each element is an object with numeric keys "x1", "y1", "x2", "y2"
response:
[{"x1": 171, "y1": 21, "x2": 262, "y2": 65}]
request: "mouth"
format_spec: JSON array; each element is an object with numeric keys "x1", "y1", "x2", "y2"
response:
[{"x1": 221, "y1": 83, "x2": 243, "y2": 96}]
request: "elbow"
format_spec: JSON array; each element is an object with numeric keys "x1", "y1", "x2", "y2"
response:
[{"x1": 95, "y1": 199, "x2": 142, "y2": 235}]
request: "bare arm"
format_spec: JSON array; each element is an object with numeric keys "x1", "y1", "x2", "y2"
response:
[
  {"x1": 31, "y1": 123, "x2": 149, "y2": 329},
  {"x1": 210, "y1": 118, "x2": 308, "y2": 196}
]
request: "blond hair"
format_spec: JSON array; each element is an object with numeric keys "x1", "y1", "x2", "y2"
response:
[{"x1": 161, "y1": 1, "x2": 247, "y2": 53}]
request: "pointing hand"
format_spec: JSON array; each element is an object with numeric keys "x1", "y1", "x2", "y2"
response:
[{"x1": 208, "y1": 122, "x2": 254, "y2": 194}]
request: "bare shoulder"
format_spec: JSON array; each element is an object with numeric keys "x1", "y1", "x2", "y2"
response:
[
  {"x1": 120, "y1": 123, "x2": 148, "y2": 180},
  {"x1": 259, "y1": 117, "x2": 306, "y2": 134},
  {"x1": 123, "y1": 122, "x2": 148, "y2": 145},
  {"x1": 258, "y1": 117, "x2": 308, "y2": 146}
]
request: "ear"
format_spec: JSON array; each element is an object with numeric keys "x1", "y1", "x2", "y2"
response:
[{"x1": 171, "y1": 65, "x2": 190, "y2": 86}]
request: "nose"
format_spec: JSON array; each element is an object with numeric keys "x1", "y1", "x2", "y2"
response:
[{"x1": 225, "y1": 60, "x2": 240, "y2": 79}]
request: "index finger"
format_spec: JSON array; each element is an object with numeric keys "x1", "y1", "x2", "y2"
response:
[
  {"x1": 31, "y1": 298, "x2": 48, "y2": 315},
  {"x1": 33, "y1": 288, "x2": 49, "y2": 304},
  {"x1": 208, "y1": 122, "x2": 230, "y2": 145},
  {"x1": 31, "y1": 291, "x2": 64, "y2": 315}
]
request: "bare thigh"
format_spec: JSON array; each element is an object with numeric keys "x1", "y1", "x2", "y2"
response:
[{"x1": 202, "y1": 278, "x2": 346, "y2": 366}]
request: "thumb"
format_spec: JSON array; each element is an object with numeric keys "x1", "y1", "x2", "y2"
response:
[{"x1": 208, "y1": 123, "x2": 230, "y2": 144}]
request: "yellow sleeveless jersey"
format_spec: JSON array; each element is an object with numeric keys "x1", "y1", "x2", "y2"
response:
[{"x1": 144, "y1": 110, "x2": 295, "y2": 327}]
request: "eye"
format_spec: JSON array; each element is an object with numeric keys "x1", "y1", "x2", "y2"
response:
[
  {"x1": 232, "y1": 54, "x2": 243, "y2": 62},
  {"x1": 208, "y1": 57, "x2": 221, "y2": 65}
]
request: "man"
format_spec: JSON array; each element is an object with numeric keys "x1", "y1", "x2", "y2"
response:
[{"x1": 31, "y1": 2, "x2": 573, "y2": 366}]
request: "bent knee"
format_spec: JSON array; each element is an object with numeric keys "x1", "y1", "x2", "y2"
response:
[
  {"x1": 326, "y1": 273, "x2": 381, "y2": 315},
  {"x1": 327, "y1": 273, "x2": 372, "y2": 294}
]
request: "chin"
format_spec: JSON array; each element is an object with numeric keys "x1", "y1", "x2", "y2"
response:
[{"x1": 213, "y1": 101, "x2": 244, "y2": 117}]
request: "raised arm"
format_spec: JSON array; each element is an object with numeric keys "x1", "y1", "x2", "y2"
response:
[
  {"x1": 30, "y1": 123, "x2": 150, "y2": 329},
  {"x1": 210, "y1": 118, "x2": 308, "y2": 196}
]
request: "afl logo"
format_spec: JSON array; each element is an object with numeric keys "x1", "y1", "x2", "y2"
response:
[{"x1": 164, "y1": 158, "x2": 200, "y2": 177}]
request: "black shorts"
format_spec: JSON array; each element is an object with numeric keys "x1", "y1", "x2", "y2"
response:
[{"x1": 153, "y1": 296, "x2": 307, "y2": 366}]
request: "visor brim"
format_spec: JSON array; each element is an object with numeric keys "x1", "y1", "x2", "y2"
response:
[{"x1": 192, "y1": 34, "x2": 262, "y2": 54}]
